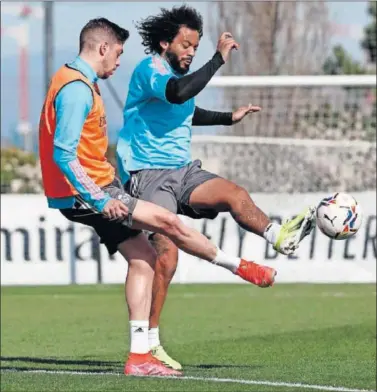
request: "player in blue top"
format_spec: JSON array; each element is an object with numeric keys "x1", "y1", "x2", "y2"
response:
[{"x1": 116, "y1": 5, "x2": 316, "y2": 369}]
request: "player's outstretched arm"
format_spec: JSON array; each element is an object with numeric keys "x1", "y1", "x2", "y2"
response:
[
  {"x1": 192, "y1": 106, "x2": 233, "y2": 126},
  {"x1": 192, "y1": 105, "x2": 262, "y2": 127}
]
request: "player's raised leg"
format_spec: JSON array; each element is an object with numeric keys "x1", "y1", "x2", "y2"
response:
[
  {"x1": 131, "y1": 198, "x2": 276, "y2": 283},
  {"x1": 130, "y1": 198, "x2": 276, "y2": 369},
  {"x1": 144, "y1": 233, "x2": 276, "y2": 370},
  {"x1": 189, "y1": 177, "x2": 315, "y2": 255}
]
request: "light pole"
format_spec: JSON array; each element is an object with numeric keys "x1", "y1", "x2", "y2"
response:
[
  {"x1": 1, "y1": 3, "x2": 44, "y2": 152},
  {"x1": 44, "y1": 2, "x2": 54, "y2": 94}
]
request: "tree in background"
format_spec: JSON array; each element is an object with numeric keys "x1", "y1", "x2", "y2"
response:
[
  {"x1": 1, "y1": 148, "x2": 42, "y2": 193},
  {"x1": 207, "y1": 1, "x2": 331, "y2": 137},
  {"x1": 361, "y1": 1, "x2": 377, "y2": 139},
  {"x1": 209, "y1": 1, "x2": 330, "y2": 76},
  {"x1": 361, "y1": 0, "x2": 377, "y2": 64},
  {"x1": 320, "y1": 2, "x2": 376, "y2": 142},
  {"x1": 323, "y1": 1, "x2": 376, "y2": 75},
  {"x1": 323, "y1": 45, "x2": 366, "y2": 75}
]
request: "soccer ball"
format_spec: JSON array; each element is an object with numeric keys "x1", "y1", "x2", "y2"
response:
[{"x1": 316, "y1": 192, "x2": 363, "y2": 240}]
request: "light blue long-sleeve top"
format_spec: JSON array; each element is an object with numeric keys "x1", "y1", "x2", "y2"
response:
[{"x1": 116, "y1": 55, "x2": 195, "y2": 185}]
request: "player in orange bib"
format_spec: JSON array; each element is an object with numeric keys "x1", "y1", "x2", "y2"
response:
[{"x1": 39, "y1": 18, "x2": 276, "y2": 377}]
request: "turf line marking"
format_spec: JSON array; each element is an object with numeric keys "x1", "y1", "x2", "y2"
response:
[{"x1": 1, "y1": 368, "x2": 375, "y2": 392}]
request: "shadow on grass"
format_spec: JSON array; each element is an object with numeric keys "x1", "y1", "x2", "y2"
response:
[
  {"x1": 0, "y1": 356, "x2": 119, "y2": 373},
  {"x1": 1, "y1": 356, "x2": 261, "y2": 371},
  {"x1": 185, "y1": 364, "x2": 262, "y2": 370},
  {"x1": 0, "y1": 365, "x2": 119, "y2": 374}
]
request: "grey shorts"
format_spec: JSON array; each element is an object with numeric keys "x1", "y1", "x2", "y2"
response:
[{"x1": 125, "y1": 160, "x2": 220, "y2": 222}]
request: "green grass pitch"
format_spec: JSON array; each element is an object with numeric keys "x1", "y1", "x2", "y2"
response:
[{"x1": 1, "y1": 284, "x2": 376, "y2": 392}]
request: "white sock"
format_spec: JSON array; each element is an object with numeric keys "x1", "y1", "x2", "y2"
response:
[
  {"x1": 148, "y1": 327, "x2": 160, "y2": 349},
  {"x1": 211, "y1": 247, "x2": 241, "y2": 274},
  {"x1": 263, "y1": 223, "x2": 282, "y2": 245},
  {"x1": 129, "y1": 320, "x2": 149, "y2": 354}
]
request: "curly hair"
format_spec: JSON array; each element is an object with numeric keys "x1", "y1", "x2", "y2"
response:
[{"x1": 135, "y1": 5, "x2": 203, "y2": 55}]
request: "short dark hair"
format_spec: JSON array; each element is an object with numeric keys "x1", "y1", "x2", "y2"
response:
[
  {"x1": 135, "y1": 5, "x2": 203, "y2": 55},
  {"x1": 79, "y1": 18, "x2": 129, "y2": 52}
]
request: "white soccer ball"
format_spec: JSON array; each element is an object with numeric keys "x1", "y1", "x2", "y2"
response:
[{"x1": 316, "y1": 192, "x2": 363, "y2": 240}]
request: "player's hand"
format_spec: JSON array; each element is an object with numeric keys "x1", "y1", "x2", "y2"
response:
[
  {"x1": 232, "y1": 103, "x2": 261, "y2": 124},
  {"x1": 217, "y1": 32, "x2": 239, "y2": 62},
  {"x1": 102, "y1": 199, "x2": 129, "y2": 221}
]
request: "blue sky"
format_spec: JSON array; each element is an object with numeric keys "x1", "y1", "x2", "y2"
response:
[
  {"x1": 1, "y1": 1, "x2": 370, "y2": 62},
  {"x1": 1, "y1": 2, "x2": 212, "y2": 63}
]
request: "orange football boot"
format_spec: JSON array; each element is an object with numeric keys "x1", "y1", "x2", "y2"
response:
[
  {"x1": 124, "y1": 352, "x2": 182, "y2": 377},
  {"x1": 236, "y1": 259, "x2": 277, "y2": 287}
]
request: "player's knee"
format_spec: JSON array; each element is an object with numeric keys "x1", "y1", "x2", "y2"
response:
[
  {"x1": 228, "y1": 185, "x2": 253, "y2": 210},
  {"x1": 129, "y1": 247, "x2": 157, "y2": 274},
  {"x1": 159, "y1": 212, "x2": 184, "y2": 240}
]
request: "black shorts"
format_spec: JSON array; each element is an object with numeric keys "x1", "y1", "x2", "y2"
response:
[
  {"x1": 126, "y1": 159, "x2": 219, "y2": 220},
  {"x1": 60, "y1": 179, "x2": 141, "y2": 255}
]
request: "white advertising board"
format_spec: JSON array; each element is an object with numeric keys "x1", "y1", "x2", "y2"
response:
[{"x1": 1, "y1": 193, "x2": 375, "y2": 286}]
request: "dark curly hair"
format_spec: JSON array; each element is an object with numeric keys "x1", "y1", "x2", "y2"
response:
[{"x1": 135, "y1": 5, "x2": 203, "y2": 55}]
